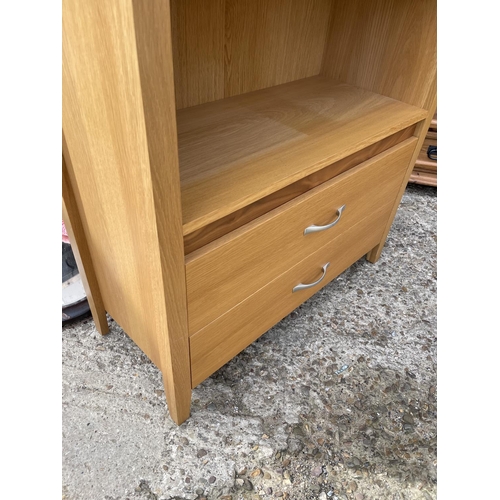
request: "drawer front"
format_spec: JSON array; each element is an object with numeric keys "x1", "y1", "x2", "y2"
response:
[
  {"x1": 190, "y1": 204, "x2": 392, "y2": 387},
  {"x1": 186, "y1": 137, "x2": 417, "y2": 334}
]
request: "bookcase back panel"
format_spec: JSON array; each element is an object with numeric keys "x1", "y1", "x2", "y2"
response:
[
  {"x1": 171, "y1": 0, "x2": 332, "y2": 109},
  {"x1": 321, "y1": 0, "x2": 437, "y2": 110},
  {"x1": 171, "y1": 0, "x2": 225, "y2": 109}
]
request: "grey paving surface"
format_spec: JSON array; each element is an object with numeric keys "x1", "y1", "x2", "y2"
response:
[{"x1": 62, "y1": 183, "x2": 437, "y2": 500}]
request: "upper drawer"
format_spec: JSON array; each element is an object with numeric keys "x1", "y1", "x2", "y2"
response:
[{"x1": 186, "y1": 137, "x2": 417, "y2": 334}]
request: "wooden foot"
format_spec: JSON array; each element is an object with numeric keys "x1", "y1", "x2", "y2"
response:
[
  {"x1": 163, "y1": 369, "x2": 191, "y2": 425},
  {"x1": 366, "y1": 244, "x2": 384, "y2": 264}
]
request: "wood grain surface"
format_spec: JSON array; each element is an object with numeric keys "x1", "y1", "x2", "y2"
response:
[
  {"x1": 171, "y1": 0, "x2": 225, "y2": 109},
  {"x1": 223, "y1": 0, "x2": 332, "y2": 98},
  {"x1": 178, "y1": 76, "x2": 427, "y2": 235},
  {"x1": 413, "y1": 159, "x2": 437, "y2": 173},
  {"x1": 409, "y1": 168, "x2": 437, "y2": 186},
  {"x1": 186, "y1": 138, "x2": 416, "y2": 334},
  {"x1": 171, "y1": 0, "x2": 331, "y2": 109},
  {"x1": 321, "y1": 0, "x2": 437, "y2": 109}
]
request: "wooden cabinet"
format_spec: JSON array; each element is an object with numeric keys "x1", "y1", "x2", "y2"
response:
[
  {"x1": 409, "y1": 112, "x2": 438, "y2": 186},
  {"x1": 62, "y1": 0, "x2": 437, "y2": 425}
]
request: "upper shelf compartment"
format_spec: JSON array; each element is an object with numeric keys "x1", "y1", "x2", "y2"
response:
[{"x1": 177, "y1": 76, "x2": 427, "y2": 235}]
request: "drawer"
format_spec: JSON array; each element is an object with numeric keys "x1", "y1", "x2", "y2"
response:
[
  {"x1": 186, "y1": 137, "x2": 417, "y2": 334},
  {"x1": 190, "y1": 203, "x2": 393, "y2": 387}
]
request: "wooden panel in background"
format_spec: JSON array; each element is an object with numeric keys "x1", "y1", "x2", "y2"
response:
[
  {"x1": 430, "y1": 112, "x2": 437, "y2": 130},
  {"x1": 321, "y1": 0, "x2": 437, "y2": 109},
  {"x1": 224, "y1": 0, "x2": 332, "y2": 98},
  {"x1": 171, "y1": 0, "x2": 225, "y2": 109},
  {"x1": 409, "y1": 119, "x2": 437, "y2": 186},
  {"x1": 409, "y1": 168, "x2": 437, "y2": 186},
  {"x1": 171, "y1": 0, "x2": 332, "y2": 109}
]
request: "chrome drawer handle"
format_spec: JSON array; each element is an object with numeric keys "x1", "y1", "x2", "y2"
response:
[
  {"x1": 304, "y1": 205, "x2": 346, "y2": 235},
  {"x1": 292, "y1": 263, "x2": 330, "y2": 293}
]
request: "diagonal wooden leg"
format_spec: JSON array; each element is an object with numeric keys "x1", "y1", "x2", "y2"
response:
[{"x1": 62, "y1": 154, "x2": 109, "y2": 335}]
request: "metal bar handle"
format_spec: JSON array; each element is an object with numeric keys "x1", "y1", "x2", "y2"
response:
[
  {"x1": 292, "y1": 263, "x2": 330, "y2": 293},
  {"x1": 304, "y1": 205, "x2": 346, "y2": 235}
]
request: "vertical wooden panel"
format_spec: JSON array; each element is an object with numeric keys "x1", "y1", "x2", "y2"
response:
[
  {"x1": 63, "y1": 0, "x2": 191, "y2": 423},
  {"x1": 132, "y1": 0, "x2": 192, "y2": 425},
  {"x1": 322, "y1": 0, "x2": 436, "y2": 109},
  {"x1": 63, "y1": 0, "x2": 161, "y2": 364},
  {"x1": 171, "y1": 0, "x2": 332, "y2": 108},
  {"x1": 171, "y1": 0, "x2": 225, "y2": 109},
  {"x1": 224, "y1": 0, "x2": 332, "y2": 97}
]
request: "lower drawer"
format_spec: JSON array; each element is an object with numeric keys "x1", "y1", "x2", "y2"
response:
[{"x1": 189, "y1": 203, "x2": 393, "y2": 387}]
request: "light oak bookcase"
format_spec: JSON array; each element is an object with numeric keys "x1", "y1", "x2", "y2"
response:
[{"x1": 62, "y1": 0, "x2": 436, "y2": 424}]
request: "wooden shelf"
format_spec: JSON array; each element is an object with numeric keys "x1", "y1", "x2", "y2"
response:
[{"x1": 178, "y1": 76, "x2": 427, "y2": 235}]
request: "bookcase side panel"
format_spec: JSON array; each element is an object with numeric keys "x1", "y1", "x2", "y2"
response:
[
  {"x1": 63, "y1": 0, "x2": 190, "y2": 413},
  {"x1": 321, "y1": 0, "x2": 437, "y2": 110}
]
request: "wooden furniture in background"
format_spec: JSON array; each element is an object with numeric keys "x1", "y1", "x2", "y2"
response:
[
  {"x1": 62, "y1": 0, "x2": 437, "y2": 425},
  {"x1": 409, "y1": 112, "x2": 438, "y2": 186}
]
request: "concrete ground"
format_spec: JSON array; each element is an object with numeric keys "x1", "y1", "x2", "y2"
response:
[{"x1": 62, "y1": 183, "x2": 437, "y2": 500}]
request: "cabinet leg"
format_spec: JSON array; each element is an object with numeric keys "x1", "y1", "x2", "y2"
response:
[
  {"x1": 366, "y1": 243, "x2": 384, "y2": 263},
  {"x1": 162, "y1": 370, "x2": 191, "y2": 425}
]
